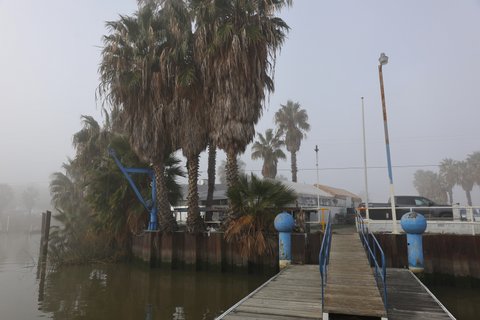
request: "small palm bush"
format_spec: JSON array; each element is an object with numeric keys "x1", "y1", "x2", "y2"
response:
[{"x1": 224, "y1": 174, "x2": 296, "y2": 258}]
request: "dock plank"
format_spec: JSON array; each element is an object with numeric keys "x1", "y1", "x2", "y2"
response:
[
  {"x1": 386, "y1": 268, "x2": 455, "y2": 320},
  {"x1": 323, "y1": 228, "x2": 387, "y2": 318},
  {"x1": 218, "y1": 265, "x2": 322, "y2": 319}
]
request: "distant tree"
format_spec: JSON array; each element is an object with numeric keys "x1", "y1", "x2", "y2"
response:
[
  {"x1": 467, "y1": 151, "x2": 480, "y2": 186},
  {"x1": 0, "y1": 184, "x2": 14, "y2": 216},
  {"x1": 457, "y1": 160, "x2": 475, "y2": 206},
  {"x1": 251, "y1": 129, "x2": 286, "y2": 179},
  {"x1": 22, "y1": 186, "x2": 39, "y2": 215},
  {"x1": 275, "y1": 175, "x2": 289, "y2": 181},
  {"x1": 275, "y1": 101, "x2": 310, "y2": 182},
  {"x1": 413, "y1": 170, "x2": 448, "y2": 204},
  {"x1": 218, "y1": 158, "x2": 246, "y2": 185},
  {"x1": 439, "y1": 158, "x2": 458, "y2": 205}
]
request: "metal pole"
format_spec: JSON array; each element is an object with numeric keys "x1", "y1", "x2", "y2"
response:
[
  {"x1": 378, "y1": 58, "x2": 399, "y2": 234},
  {"x1": 361, "y1": 97, "x2": 370, "y2": 220},
  {"x1": 315, "y1": 145, "x2": 321, "y2": 221}
]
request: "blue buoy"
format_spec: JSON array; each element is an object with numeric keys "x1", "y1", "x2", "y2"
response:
[
  {"x1": 400, "y1": 211, "x2": 427, "y2": 273},
  {"x1": 274, "y1": 212, "x2": 295, "y2": 269}
]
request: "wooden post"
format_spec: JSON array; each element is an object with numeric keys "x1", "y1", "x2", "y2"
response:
[
  {"x1": 37, "y1": 210, "x2": 51, "y2": 303},
  {"x1": 39, "y1": 211, "x2": 51, "y2": 261}
]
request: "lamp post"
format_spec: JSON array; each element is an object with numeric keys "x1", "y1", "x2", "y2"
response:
[
  {"x1": 378, "y1": 52, "x2": 399, "y2": 234},
  {"x1": 361, "y1": 97, "x2": 370, "y2": 220}
]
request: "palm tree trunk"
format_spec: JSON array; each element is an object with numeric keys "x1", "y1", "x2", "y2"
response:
[
  {"x1": 448, "y1": 190, "x2": 453, "y2": 205},
  {"x1": 291, "y1": 151, "x2": 297, "y2": 182},
  {"x1": 223, "y1": 149, "x2": 239, "y2": 227},
  {"x1": 153, "y1": 161, "x2": 177, "y2": 232},
  {"x1": 186, "y1": 155, "x2": 205, "y2": 233},
  {"x1": 226, "y1": 149, "x2": 239, "y2": 189},
  {"x1": 206, "y1": 143, "x2": 216, "y2": 208},
  {"x1": 466, "y1": 190, "x2": 472, "y2": 206}
]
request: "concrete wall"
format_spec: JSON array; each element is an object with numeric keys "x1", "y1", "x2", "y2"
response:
[
  {"x1": 375, "y1": 233, "x2": 480, "y2": 279},
  {"x1": 131, "y1": 231, "x2": 322, "y2": 271}
]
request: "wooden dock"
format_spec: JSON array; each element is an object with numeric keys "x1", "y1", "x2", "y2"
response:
[
  {"x1": 217, "y1": 265, "x2": 322, "y2": 319},
  {"x1": 386, "y1": 268, "x2": 455, "y2": 320},
  {"x1": 324, "y1": 227, "x2": 387, "y2": 319},
  {"x1": 217, "y1": 226, "x2": 455, "y2": 320}
]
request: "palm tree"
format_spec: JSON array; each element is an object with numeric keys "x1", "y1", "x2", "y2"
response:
[
  {"x1": 458, "y1": 160, "x2": 475, "y2": 206},
  {"x1": 192, "y1": 0, "x2": 291, "y2": 194},
  {"x1": 49, "y1": 114, "x2": 185, "y2": 265},
  {"x1": 439, "y1": 158, "x2": 458, "y2": 204},
  {"x1": 275, "y1": 100, "x2": 310, "y2": 182},
  {"x1": 0, "y1": 184, "x2": 14, "y2": 217},
  {"x1": 224, "y1": 174, "x2": 296, "y2": 258},
  {"x1": 98, "y1": 4, "x2": 180, "y2": 232},
  {"x1": 467, "y1": 151, "x2": 480, "y2": 186},
  {"x1": 251, "y1": 129, "x2": 286, "y2": 179},
  {"x1": 413, "y1": 170, "x2": 448, "y2": 204},
  {"x1": 159, "y1": 0, "x2": 208, "y2": 233},
  {"x1": 218, "y1": 158, "x2": 246, "y2": 185}
]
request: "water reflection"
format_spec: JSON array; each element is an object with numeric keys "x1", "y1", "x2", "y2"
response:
[{"x1": 38, "y1": 264, "x2": 270, "y2": 320}]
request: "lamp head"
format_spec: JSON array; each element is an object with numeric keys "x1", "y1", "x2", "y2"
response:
[{"x1": 379, "y1": 52, "x2": 388, "y2": 66}]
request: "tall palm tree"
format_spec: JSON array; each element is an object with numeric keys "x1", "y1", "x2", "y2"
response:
[
  {"x1": 160, "y1": 0, "x2": 208, "y2": 233},
  {"x1": 192, "y1": 0, "x2": 290, "y2": 183},
  {"x1": 413, "y1": 170, "x2": 448, "y2": 204},
  {"x1": 99, "y1": 4, "x2": 180, "y2": 231},
  {"x1": 192, "y1": 0, "x2": 290, "y2": 222},
  {"x1": 439, "y1": 158, "x2": 458, "y2": 204},
  {"x1": 457, "y1": 160, "x2": 475, "y2": 206},
  {"x1": 467, "y1": 151, "x2": 480, "y2": 186},
  {"x1": 275, "y1": 100, "x2": 310, "y2": 182},
  {"x1": 251, "y1": 129, "x2": 286, "y2": 179}
]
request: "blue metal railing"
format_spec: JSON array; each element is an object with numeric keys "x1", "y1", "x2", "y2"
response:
[
  {"x1": 318, "y1": 212, "x2": 332, "y2": 309},
  {"x1": 355, "y1": 212, "x2": 388, "y2": 309}
]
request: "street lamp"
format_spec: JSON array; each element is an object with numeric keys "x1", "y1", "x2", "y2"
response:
[{"x1": 378, "y1": 53, "x2": 399, "y2": 234}]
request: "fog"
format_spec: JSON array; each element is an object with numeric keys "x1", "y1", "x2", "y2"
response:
[{"x1": 1, "y1": 0, "x2": 480, "y2": 208}]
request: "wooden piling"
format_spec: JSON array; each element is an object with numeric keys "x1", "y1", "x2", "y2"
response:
[{"x1": 39, "y1": 211, "x2": 51, "y2": 262}]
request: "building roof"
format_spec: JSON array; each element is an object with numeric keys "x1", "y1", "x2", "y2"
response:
[
  {"x1": 274, "y1": 179, "x2": 332, "y2": 197},
  {"x1": 314, "y1": 184, "x2": 361, "y2": 201}
]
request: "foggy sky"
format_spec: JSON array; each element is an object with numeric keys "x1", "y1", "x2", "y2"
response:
[{"x1": 1, "y1": 0, "x2": 480, "y2": 205}]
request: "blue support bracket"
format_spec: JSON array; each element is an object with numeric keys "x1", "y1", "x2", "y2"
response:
[{"x1": 108, "y1": 148, "x2": 158, "y2": 231}]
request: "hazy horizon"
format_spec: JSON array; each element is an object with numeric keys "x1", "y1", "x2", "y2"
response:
[{"x1": 2, "y1": 0, "x2": 480, "y2": 205}]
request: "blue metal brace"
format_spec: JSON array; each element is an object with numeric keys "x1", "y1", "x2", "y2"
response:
[{"x1": 108, "y1": 148, "x2": 158, "y2": 231}]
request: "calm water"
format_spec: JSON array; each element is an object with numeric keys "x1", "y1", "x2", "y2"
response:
[
  {"x1": 2, "y1": 233, "x2": 479, "y2": 320},
  {"x1": 0, "y1": 233, "x2": 270, "y2": 320},
  {"x1": 427, "y1": 283, "x2": 480, "y2": 320}
]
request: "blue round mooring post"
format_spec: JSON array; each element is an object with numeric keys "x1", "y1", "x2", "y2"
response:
[
  {"x1": 274, "y1": 212, "x2": 295, "y2": 269},
  {"x1": 400, "y1": 211, "x2": 427, "y2": 273}
]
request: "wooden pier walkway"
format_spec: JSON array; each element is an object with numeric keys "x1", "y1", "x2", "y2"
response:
[
  {"x1": 217, "y1": 265, "x2": 322, "y2": 319},
  {"x1": 324, "y1": 226, "x2": 387, "y2": 319},
  {"x1": 217, "y1": 226, "x2": 455, "y2": 320}
]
